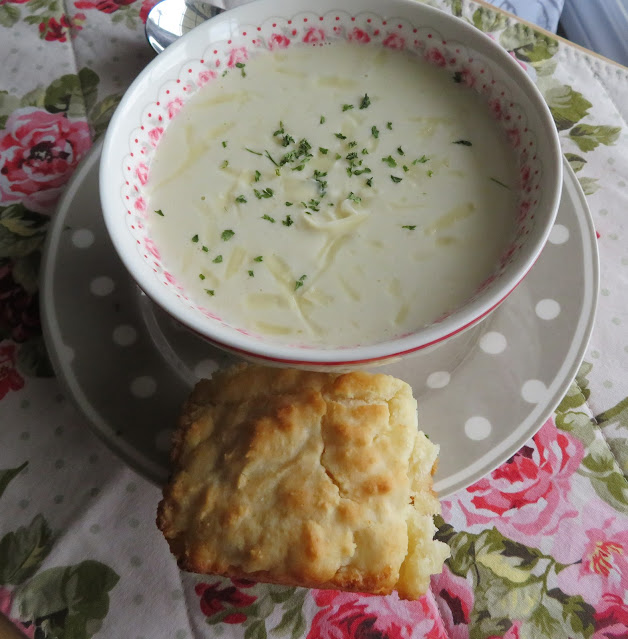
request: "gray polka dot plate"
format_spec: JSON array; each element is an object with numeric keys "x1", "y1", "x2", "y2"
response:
[{"x1": 41, "y1": 139, "x2": 598, "y2": 497}]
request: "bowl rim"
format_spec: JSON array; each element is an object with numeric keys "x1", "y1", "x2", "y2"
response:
[{"x1": 100, "y1": 0, "x2": 563, "y2": 365}]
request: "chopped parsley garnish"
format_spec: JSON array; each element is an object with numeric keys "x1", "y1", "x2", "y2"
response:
[
  {"x1": 342, "y1": 104, "x2": 354, "y2": 112},
  {"x1": 320, "y1": 115, "x2": 326, "y2": 124},
  {"x1": 154, "y1": 209, "x2": 164, "y2": 216},
  {"x1": 285, "y1": 201, "x2": 293, "y2": 206},
  {"x1": 254, "y1": 256, "x2": 263, "y2": 262},
  {"x1": 453, "y1": 71, "x2": 463, "y2": 83},
  {"x1": 282, "y1": 215, "x2": 294, "y2": 226},
  {"x1": 346, "y1": 152, "x2": 358, "y2": 161},
  {"x1": 361, "y1": 148, "x2": 369, "y2": 155},
  {"x1": 402, "y1": 225, "x2": 416, "y2": 230},
  {"x1": 382, "y1": 155, "x2": 397, "y2": 168},
  {"x1": 273, "y1": 122, "x2": 285, "y2": 136},
  {"x1": 221, "y1": 230, "x2": 235, "y2": 241},
  {"x1": 199, "y1": 273, "x2": 206, "y2": 280},
  {"x1": 235, "y1": 195, "x2": 247, "y2": 203},
  {"x1": 305, "y1": 198, "x2": 320, "y2": 211},
  {"x1": 360, "y1": 94, "x2": 371, "y2": 109},
  {"x1": 352, "y1": 168, "x2": 371, "y2": 176},
  {"x1": 319, "y1": 147, "x2": 329, "y2": 155},
  {"x1": 235, "y1": 62, "x2": 246, "y2": 77},
  {"x1": 490, "y1": 177, "x2": 510, "y2": 189},
  {"x1": 264, "y1": 150, "x2": 279, "y2": 166},
  {"x1": 335, "y1": 153, "x2": 342, "y2": 160},
  {"x1": 403, "y1": 165, "x2": 409, "y2": 172},
  {"x1": 366, "y1": 177, "x2": 373, "y2": 187},
  {"x1": 222, "y1": 140, "x2": 227, "y2": 148},
  {"x1": 295, "y1": 274, "x2": 307, "y2": 291},
  {"x1": 427, "y1": 170, "x2": 434, "y2": 177},
  {"x1": 248, "y1": 270, "x2": 254, "y2": 277},
  {"x1": 386, "y1": 122, "x2": 393, "y2": 130},
  {"x1": 220, "y1": 160, "x2": 229, "y2": 169},
  {"x1": 254, "y1": 187, "x2": 274, "y2": 199},
  {"x1": 413, "y1": 155, "x2": 429, "y2": 164},
  {"x1": 191, "y1": 234, "x2": 199, "y2": 243},
  {"x1": 335, "y1": 133, "x2": 347, "y2": 140},
  {"x1": 371, "y1": 126, "x2": 379, "y2": 139},
  {"x1": 275, "y1": 168, "x2": 281, "y2": 176},
  {"x1": 202, "y1": 246, "x2": 209, "y2": 252},
  {"x1": 246, "y1": 148, "x2": 263, "y2": 156},
  {"x1": 347, "y1": 192, "x2": 361, "y2": 203},
  {"x1": 205, "y1": 289, "x2": 215, "y2": 296},
  {"x1": 391, "y1": 175, "x2": 402, "y2": 183},
  {"x1": 213, "y1": 255, "x2": 223, "y2": 263},
  {"x1": 397, "y1": 146, "x2": 405, "y2": 156},
  {"x1": 262, "y1": 214, "x2": 276, "y2": 223},
  {"x1": 348, "y1": 141, "x2": 357, "y2": 148},
  {"x1": 454, "y1": 140, "x2": 472, "y2": 146},
  {"x1": 254, "y1": 170, "x2": 261, "y2": 182}
]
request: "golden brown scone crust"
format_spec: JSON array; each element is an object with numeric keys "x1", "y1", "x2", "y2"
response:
[{"x1": 157, "y1": 365, "x2": 449, "y2": 599}]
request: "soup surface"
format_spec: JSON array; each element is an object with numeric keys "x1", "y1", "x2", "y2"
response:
[{"x1": 147, "y1": 42, "x2": 518, "y2": 346}]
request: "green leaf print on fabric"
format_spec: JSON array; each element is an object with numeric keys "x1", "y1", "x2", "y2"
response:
[
  {"x1": 45, "y1": 71, "x2": 95, "y2": 118},
  {"x1": 0, "y1": 515, "x2": 54, "y2": 586},
  {"x1": 597, "y1": 397, "x2": 628, "y2": 477},
  {"x1": 0, "y1": 462, "x2": 28, "y2": 499},
  {"x1": 0, "y1": 4, "x2": 20, "y2": 28},
  {"x1": 569, "y1": 124, "x2": 622, "y2": 152},
  {"x1": 500, "y1": 23, "x2": 558, "y2": 63},
  {"x1": 89, "y1": 94, "x2": 122, "y2": 139},
  {"x1": 14, "y1": 560, "x2": 119, "y2": 639},
  {"x1": 543, "y1": 86, "x2": 592, "y2": 131},
  {"x1": 0, "y1": 205, "x2": 49, "y2": 259},
  {"x1": 564, "y1": 153, "x2": 587, "y2": 173},
  {"x1": 472, "y1": 7, "x2": 507, "y2": 33},
  {"x1": 578, "y1": 177, "x2": 600, "y2": 196}
]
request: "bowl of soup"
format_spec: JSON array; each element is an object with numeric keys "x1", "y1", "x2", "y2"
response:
[{"x1": 100, "y1": 0, "x2": 562, "y2": 368}]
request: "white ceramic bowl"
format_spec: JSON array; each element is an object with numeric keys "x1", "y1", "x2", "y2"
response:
[{"x1": 100, "y1": 0, "x2": 562, "y2": 368}]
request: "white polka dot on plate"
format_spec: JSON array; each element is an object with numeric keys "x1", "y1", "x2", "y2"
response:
[
  {"x1": 535, "y1": 299, "x2": 561, "y2": 320},
  {"x1": 155, "y1": 428, "x2": 173, "y2": 452},
  {"x1": 479, "y1": 331, "x2": 507, "y2": 354},
  {"x1": 90, "y1": 276, "x2": 115, "y2": 296},
  {"x1": 426, "y1": 371, "x2": 450, "y2": 389},
  {"x1": 113, "y1": 325, "x2": 137, "y2": 346},
  {"x1": 548, "y1": 224, "x2": 569, "y2": 245},
  {"x1": 130, "y1": 376, "x2": 156, "y2": 398},
  {"x1": 464, "y1": 417, "x2": 492, "y2": 440},
  {"x1": 72, "y1": 229, "x2": 95, "y2": 248},
  {"x1": 522, "y1": 379, "x2": 547, "y2": 404},
  {"x1": 194, "y1": 359, "x2": 219, "y2": 380}
]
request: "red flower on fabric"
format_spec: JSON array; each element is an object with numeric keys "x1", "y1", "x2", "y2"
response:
[
  {"x1": 0, "y1": 108, "x2": 91, "y2": 214},
  {"x1": 269, "y1": 34, "x2": 290, "y2": 50},
  {"x1": 0, "y1": 342, "x2": 25, "y2": 401},
  {"x1": 0, "y1": 260, "x2": 41, "y2": 343},
  {"x1": 456, "y1": 418, "x2": 583, "y2": 546},
  {"x1": 308, "y1": 589, "x2": 443, "y2": 639},
  {"x1": 74, "y1": 0, "x2": 133, "y2": 14},
  {"x1": 382, "y1": 33, "x2": 405, "y2": 50},
  {"x1": 0, "y1": 588, "x2": 33, "y2": 638},
  {"x1": 488, "y1": 621, "x2": 522, "y2": 639},
  {"x1": 194, "y1": 581, "x2": 256, "y2": 620},
  {"x1": 139, "y1": 0, "x2": 158, "y2": 22},
  {"x1": 430, "y1": 566, "x2": 474, "y2": 639},
  {"x1": 349, "y1": 28, "x2": 370, "y2": 44},
  {"x1": 38, "y1": 13, "x2": 85, "y2": 42},
  {"x1": 593, "y1": 594, "x2": 628, "y2": 639}
]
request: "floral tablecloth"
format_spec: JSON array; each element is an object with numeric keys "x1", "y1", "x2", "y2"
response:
[{"x1": 1, "y1": 0, "x2": 628, "y2": 638}]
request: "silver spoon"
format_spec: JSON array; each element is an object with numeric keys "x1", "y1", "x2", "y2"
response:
[{"x1": 145, "y1": 0, "x2": 252, "y2": 53}]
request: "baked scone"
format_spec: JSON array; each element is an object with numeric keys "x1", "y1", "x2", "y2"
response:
[{"x1": 157, "y1": 365, "x2": 449, "y2": 599}]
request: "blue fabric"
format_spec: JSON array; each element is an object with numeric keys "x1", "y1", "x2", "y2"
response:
[{"x1": 487, "y1": 0, "x2": 565, "y2": 32}]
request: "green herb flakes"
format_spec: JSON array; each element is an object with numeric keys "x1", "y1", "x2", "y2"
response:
[
  {"x1": 254, "y1": 256, "x2": 263, "y2": 262},
  {"x1": 282, "y1": 215, "x2": 294, "y2": 227},
  {"x1": 371, "y1": 126, "x2": 379, "y2": 139},
  {"x1": 427, "y1": 170, "x2": 434, "y2": 177},
  {"x1": 205, "y1": 289, "x2": 215, "y2": 296},
  {"x1": 191, "y1": 234, "x2": 199, "y2": 243},
  {"x1": 246, "y1": 148, "x2": 263, "y2": 156},
  {"x1": 335, "y1": 132, "x2": 347, "y2": 140},
  {"x1": 397, "y1": 146, "x2": 405, "y2": 156},
  {"x1": 490, "y1": 177, "x2": 510, "y2": 189},
  {"x1": 248, "y1": 270, "x2": 254, "y2": 277},
  {"x1": 285, "y1": 201, "x2": 294, "y2": 207},
  {"x1": 454, "y1": 140, "x2": 472, "y2": 146},
  {"x1": 221, "y1": 229, "x2": 235, "y2": 241},
  {"x1": 262, "y1": 214, "x2": 276, "y2": 223},
  {"x1": 403, "y1": 165, "x2": 409, "y2": 172},
  {"x1": 359, "y1": 94, "x2": 371, "y2": 109},
  {"x1": 402, "y1": 225, "x2": 416, "y2": 230},
  {"x1": 342, "y1": 104, "x2": 354, "y2": 112},
  {"x1": 221, "y1": 160, "x2": 229, "y2": 169},
  {"x1": 202, "y1": 246, "x2": 209, "y2": 253},
  {"x1": 320, "y1": 115, "x2": 326, "y2": 124},
  {"x1": 199, "y1": 273, "x2": 206, "y2": 280},
  {"x1": 391, "y1": 175, "x2": 402, "y2": 183},
  {"x1": 413, "y1": 155, "x2": 429, "y2": 164},
  {"x1": 235, "y1": 195, "x2": 247, "y2": 203},
  {"x1": 254, "y1": 188, "x2": 274, "y2": 199},
  {"x1": 222, "y1": 140, "x2": 227, "y2": 148},
  {"x1": 154, "y1": 209, "x2": 164, "y2": 216},
  {"x1": 347, "y1": 192, "x2": 362, "y2": 203},
  {"x1": 213, "y1": 255, "x2": 223, "y2": 263},
  {"x1": 382, "y1": 155, "x2": 397, "y2": 168},
  {"x1": 319, "y1": 147, "x2": 329, "y2": 155},
  {"x1": 235, "y1": 62, "x2": 246, "y2": 77},
  {"x1": 295, "y1": 274, "x2": 307, "y2": 291},
  {"x1": 254, "y1": 170, "x2": 261, "y2": 182},
  {"x1": 366, "y1": 177, "x2": 373, "y2": 187},
  {"x1": 386, "y1": 122, "x2": 393, "y2": 130}
]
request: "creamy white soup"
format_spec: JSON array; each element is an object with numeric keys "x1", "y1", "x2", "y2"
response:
[{"x1": 147, "y1": 42, "x2": 518, "y2": 346}]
